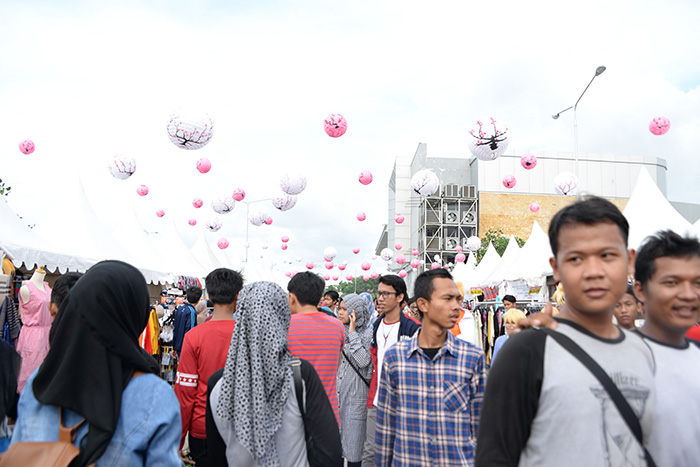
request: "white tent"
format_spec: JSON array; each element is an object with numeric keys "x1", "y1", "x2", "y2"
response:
[
  {"x1": 471, "y1": 242, "x2": 500, "y2": 286},
  {"x1": 481, "y1": 236, "x2": 522, "y2": 286},
  {"x1": 504, "y1": 221, "x2": 553, "y2": 281},
  {"x1": 623, "y1": 167, "x2": 694, "y2": 249},
  {"x1": 189, "y1": 232, "x2": 234, "y2": 274},
  {"x1": 452, "y1": 252, "x2": 477, "y2": 290},
  {"x1": 147, "y1": 220, "x2": 208, "y2": 279}
]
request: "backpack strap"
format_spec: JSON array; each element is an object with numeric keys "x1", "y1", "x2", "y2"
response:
[
  {"x1": 58, "y1": 407, "x2": 86, "y2": 444},
  {"x1": 291, "y1": 358, "x2": 305, "y2": 419},
  {"x1": 539, "y1": 328, "x2": 656, "y2": 467}
]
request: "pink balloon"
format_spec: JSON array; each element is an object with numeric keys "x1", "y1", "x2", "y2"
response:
[
  {"x1": 285, "y1": 271, "x2": 292, "y2": 277},
  {"x1": 363, "y1": 275, "x2": 370, "y2": 281},
  {"x1": 396, "y1": 254, "x2": 406, "y2": 265},
  {"x1": 357, "y1": 212, "x2": 366, "y2": 222},
  {"x1": 306, "y1": 261, "x2": 314, "y2": 270},
  {"x1": 265, "y1": 217, "x2": 273, "y2": 225},
  {"x1": 412, "y1": 249, "x2": 419, "y2": 256},
  {"x1": 455, "y1": 252, "x2": 466, "y2": 263},
  {"x1": 394, "y1": 242, "x2": 402, "y2": 250},
  {"x1": 395, "y1": 214, "x2": 405, "y2": 224},
  {"x1": 217, "y1": 238, "x2": 229, "y2": 249},
  {"x1": 156, "y1": 209, "x2": 165, "y2": 218},
  {"x1": 281, "y1": 243, "x2": 288, "y2": 250},
  {"x1": 196, "y1": 158, "x2": 211, "y2": 174},
  {"x1": 530, "y1": 202, "x2": 540, "y2": 213},
  {"x1": 410, "y1": 259, "x2": 420, "y2": 269},
  {"x1": 192, "y1": 198, "x2": 203, "y2": 208},
  {"x1": 332, "y1": 275, "x2": 339, "y2": 281},
  {"x1": 353, "y1": 248, "x2": 360, "y2": 254},
  {"x1": 324, "y1": 114, "x2": 348, "y2": 138},
  {"x1": 338, "y1": 263, "x2": 347, "y2": 271},
  {"x1": 502, "y1": 175, "x2": 517, "y2": 189},
  {"x1": 232, "y1": 188, "x2": 246, "y2": 201},
  {"x1": 370, "y1": 272, "x2": 379, "y2": 279},
  {"x1": 361, "y1": 261, "x2": 371, "y2": 271},
  {"x1": 456, "y1": 245, "x2": 462, "y2": 252},
  {"x1": 345, "y1": 274, "x2": 353, "y2": 281},
  {"x1": 136, "y1": 185, "x2": 149, "y2": 196},
  {"x1": 325, "y1": 261, "x2": 334, "y2": 270},
  {"x1": 431, "y1": 262, "x2": 440, "y2": 270},
  {"x1": 281, "y1": 236, "x2": 290, "y2": 243},
  {"x1": 399, "y1": 270, "x2": 407, "y2": 278},
  {"x1": 649, "y1": 117, "x2": 670, "y2": 136},
  {"x1": 19, "y1": 140, "x2": 35, "y2": 155},
  {"x1": 324, "y1": 274, "x2": 330, "y2": 281},
  {"x1": 188, "y1": 218, "x2": 197, "y2": 226},
  {"x1": 520, "y1": 153, "x2": 538, "y2": 170},
  {"x1": 358, "y1": 170, "x2": 373, "y2": 185}
]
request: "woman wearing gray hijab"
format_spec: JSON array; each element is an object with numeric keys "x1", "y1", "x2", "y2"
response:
[
  {"x1": 206, "y1": 281, "x2": 342, "y2": 467},
  {"x1": 336, "y1": 294, "x2": 373, "y2": 467}
]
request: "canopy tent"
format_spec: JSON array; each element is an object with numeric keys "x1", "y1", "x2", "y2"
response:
[
  {"x1": 623, "y1": 167, "x2": 694, "y2": 250},
  {"x1": 189, "y1": 232, "x2": 234, "y2": 274},
  {"x1": 480, "y1": 236, "x2": 521, "y2": 286},
  {"x1": 471, "y1": 242, "x2": 500, "y2": 287},
  {"x1": 504, "y1": 221, "x2": 553, "y2": 282},
  {"x1": 147, "y1": 219, "x2": 208, "y2": 279},
  {"x1": 240, "y1": 257, "x2": 289, "y2": 288}
]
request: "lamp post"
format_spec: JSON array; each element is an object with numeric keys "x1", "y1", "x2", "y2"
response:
[
  {"x1": 242, "y1": 198, "x2": 271, "y2": 263},
  {"x1": 552, "y1": 66, "x2": 606, "y2": 193}
]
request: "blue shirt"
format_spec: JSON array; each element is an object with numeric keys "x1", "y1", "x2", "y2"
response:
[
  {"x1": 491, "y1": 334, "x2": 508, "y2": 364},
  {"x1": 12, "y1": 370, "x2": 182, "y2": 466},
  {"x1": 375, "y1": 331, "x2": 486, "y2": 467}
]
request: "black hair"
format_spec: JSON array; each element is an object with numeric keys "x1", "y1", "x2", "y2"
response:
[
  {"x1": 635, "y1": 230, "x2": 700, "y2": 288},
  {"x1": 324, "y1": 290, "x2": 339, "y2": 302},
  {"x1": 622, "y1": 284, "x2": 640, "y2": 303},
  {"x1": 186, "y1": 286, "x2": 203, "y2": 304},
  {"x1": 407, "y1": 296, "x2": 416, "y2": 305},
  {"x1": 502, "y1": 294, "x2": 516, "y2": 304},
  {"x1": 50, "y1": 272, "x2": 83, "y2": 307},
  {"x1": 414, "y1": 268, "x2": 453, "y2": 303},
  {"x1": 378, "y1": 274, "x2": 407, "y2": 302},
  {"x1": 205, "y1": 268, "x2": 244, "y2": 305},
  {"x1": 548, "y1": 196, "x2": 629, "y2": 257},
  {"x1": 287, "y1": 272, "x2": 325, "y2": 307}
]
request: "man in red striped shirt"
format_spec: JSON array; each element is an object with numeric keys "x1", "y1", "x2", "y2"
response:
[{"x1": 287, "y1": 272, "x2": 345, "y2": 425}]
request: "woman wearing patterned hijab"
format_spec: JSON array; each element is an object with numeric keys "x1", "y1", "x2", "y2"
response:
[
  {"x1": 206, "y1": 281, "x2": 342, "y2": 467},
  {"x1": 336, "y1": 294, "x2": 373, "y2": 467}
]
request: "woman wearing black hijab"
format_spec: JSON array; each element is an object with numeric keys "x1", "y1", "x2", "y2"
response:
[{"x1": 10, "y1": 260, "x2": 181, "y2": 466}]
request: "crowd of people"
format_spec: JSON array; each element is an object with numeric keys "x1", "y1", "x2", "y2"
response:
[{"x1": 1, "y1": 195, "x2": 699, "y2": 466}]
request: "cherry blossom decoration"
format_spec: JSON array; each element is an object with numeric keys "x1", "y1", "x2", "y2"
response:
[
  {"x1": 411, "y1": 169, "x2": 440, "y2": 197},
  {"x1": 455, "y1": 252, "x2": 466, "y2": 263},
  {"x1": 166, "y1": 109, "x2": 213, "y2": 150},
  {"x1": 553, "y1": 172, "x2": 579, "y2": 196},
  {"x1": 353, "y1": 248, "x2": 360, "y2": 254},
  {"x1": 324, "y1": 274, "x2": 331, "y2": 281},
  {"x1": 410, "y1": 259, "x2": 421, "y2": 269},
  {"x1": 306, "y1": 262, "x2": 315, "y2": 270},
  {"x1": 346, "y1": 274, "x2": 354, "y2": 281},
  {"x1": 217, "y1": 238, "x2": 229, "y2": 249},
  {"x1": 325, "y1": 261, "x2": 334, "y2": 270},
  {"x1": 502, "y1": 175, "x2": 516, "y2": 189},
  {"x1": 332, "y1": 275, "x2": 339, "y2": 281},
  {"x1": 649, "y1": 117, "x2": 670, "y2": 136},
  {"x1": 359, "y1": 170, "x2": 373, "y2": 185},
  {"x1": 395, "y1": 243, "x2": 402, "y2": 250},
  {"x1": 197, "y1": 158, "x2": 211, "y2": 174},
  {"x1": 466, "y1": 236, "x2": 481, "y2": 251},
  {"x1": 280, "y1": 174, "x2": 307, "y2": 195},
  {"x1": 521, "y1": 153, "x2": 537, "y2": 170},
  {"x1": 396, "y1": 254, "x2": 406, "y2": 265},
  {"x1": 136, "y1": 185, "x2": 149, "y2": 196},
  {"x1": 323, "y1": 247, "x2": 337, "y2": 261},
  {"x1": 468, "y1": 117, "x2": 509, "y2": 161},
  {"x1": 370, "y1": 272, "x2": 379, "y2": 279},
  {"x1": 399, "y1": 270, "x2": 407, "y2": 278},
  {"x1": 281, "y1": 244, "x2": 288, "y2": 250},
  {"x1": 211, "y1": 196, "x2": 236, "y2": 214},
  {"x1": 265, "y1": 217, "x2": 273, "y2": 225},
  {"x1": 192, "y1": 198, "x2": 203, "y2": 208},
  {"x1": 530, "y1": 202, "x2": 540, "y2": 213},
  {"x1": 232, "y1": 188, "x2": 246, "y2": 201},
  {"x1": 249, "y1": 207, "x2": 269, "y2": 226},
  {"x1": 361, "y1": 261, "x2": 371, "y2": 271},
  {"x1": 363, "y1": 275, "x2": 370, "y2": 282},
  {"x1": 156, "y1": 209, "x2": 165, "y2": 218},
  {"x1": 188, "y1": 218, "x2": 197, "y2": 226},
  {"x1": 109, "y1": 155, "x2": 136, "y2": 180},
  {"x1": 338, "y1": 263, "x2": 347, "y2": 271},
  {"x1": 272, "y1": 194, "x2": 297, "y2": 212},
  {"x1": 205, "y1": 218, "x2": 223, "y2": 232},
  {"x1": 281, "y1": 235, "x2": 290, "y2": 243},
  {"x1": 395, "y1": 214, "x2": 405, "y2": 224},
  {"x1": 412, "y1": 249, "x2": 419, "y2": 256},
  {"x1": 19, "y1": 140, "x2": 35, "y2": 155},
  {"x1": 324, "y1": 114, "x2": 348, "y2": 138},
  {"x1": 456, "y1": 246, "x2": 462, "y2": 252},
  {"x1": 357, "y1": 212, "x2": 366, "y2": 222},
  {"x1": 431, "y1": 262, "x2": 441, "y2": 270},
  {"x1": 380, "y1": 248, "x2": 394, "y2": 261}
]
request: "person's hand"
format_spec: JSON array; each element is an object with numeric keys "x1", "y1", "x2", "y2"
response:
[
  {"x1": 180, "y1": 451, "x2": 195, "y2": 465},
  {"x1": 514, "y1": 301, "x2": 558, "y2": 334},
  {"x1": 349, "y1": 310, "x2": 357, "y2": 333}
]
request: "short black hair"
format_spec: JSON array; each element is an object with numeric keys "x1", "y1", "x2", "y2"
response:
[
  {"x1": 324, "y1": 290, "x2": 339, "y2": 302},
  {"x1": 288, "y1": 272, "x2": 325, "y2": 307},
  {"x1": 378, "y1": 274, "x2": 407, "y2": 302},
  {"x1": 622, "y1": 284, "x2": 639, "y2": 303},
  {"x1": 635, "y1": 230, "x2": 700, "y2": 288},
  {"x1": 407, "y1": 296, "x2": 416, "y2": 306},
  {"x1": 50, "y1": 272, "x2": 83, "y2": 307},
  {"x1": 186, "y1": 286, "x2": 203, "y2": 304},
  {"x1": 414, "y1": 268, "x2": 453, "y2": 303},
  {"x1": 548, "y1": 196, "x2": 629, "y2": 257},
  {"x1": 205, "y1": 268, "x2": 244, "y2": 305},
  {"x1": 502, "y1": 294, "x2": 516, "y2": 304}
]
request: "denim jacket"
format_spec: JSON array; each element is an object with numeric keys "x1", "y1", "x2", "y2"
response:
[{"x1": 12, "y1": 370, "x2": 182, "y2": 466}]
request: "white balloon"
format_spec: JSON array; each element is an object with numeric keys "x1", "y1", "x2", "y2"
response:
[
  {"x1": 468, "y1": 117, "x2": 509, "y2": 161},
  {"x1": 249, "y1": 207, "x2": 269, "y2": 226},
  {"x1": 323, "y1": 246, "x2": 337, "y2": 261},
  {"x1": 166, "y1": 109, "x2": 214, "y2": 150},
  {"x1": 553, "y1": 172, "x2": 579, "y2": 196},
  {"x1": 280, "y1": 174, "x2": 307, "y2": 195},
  {"x1": 466, "y1": 236, "x2": 481, "y2": 251},
  {"x1": 380, "y1": 248, "x2": 394, "y2": 261},
  {"x1": 205, "y1": 218, "x2": 223, "y2": 232},
  {"x1": 108, "y1": 155, "x2": 136, "y2": 180},
  {"x1": 272, "y1": 194, "x2": 298, "y2": 211},
  {"x1": 411, "y1": 169, "x2": 440, "y2": 197},
  {"x1": 211, "y1": 196, "x2": 236, "y2": 214}
]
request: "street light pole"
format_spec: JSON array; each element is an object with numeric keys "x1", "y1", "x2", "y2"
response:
[
  {"x1": 552, "y1": 66, "x2": 606, "y2": 193},
  {"x1": 241, "y1": 198, "x2": 272, "y2": 263}
]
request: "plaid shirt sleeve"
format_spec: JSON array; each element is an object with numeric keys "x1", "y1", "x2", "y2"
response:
[
  {"x1": 375, "y1": 346, "x2": 398, "y2": 467},
  {"x1": 470, "y1": 351, "x2": 486, "y2": 441}
]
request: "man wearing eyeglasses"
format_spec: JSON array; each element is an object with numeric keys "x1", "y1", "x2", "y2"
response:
[{"x1": 362, "y1": 275, "x2": 420, "y2": 467}]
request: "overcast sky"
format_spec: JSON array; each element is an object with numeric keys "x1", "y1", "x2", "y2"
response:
[{"x1": 1, "y1": 0, "x2": 699, "y2": 276}]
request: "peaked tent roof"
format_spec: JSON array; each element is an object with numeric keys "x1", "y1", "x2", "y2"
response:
[
  {"x1": 481, "y1": 236, "x2": 522, "y2": 286},
  {"x1": 452, "y1": 252, "x2": 478, "y2": 290},
  {"x1": 623, "y1": 167, "x2": 694, "y2": 249},
  {"x1": 147, "y1": 219, "x2": 208, "y2": 278},
  {"x1": 504, "y1": 221, "x2": 553, "y2": 281},
  {"x1": 471, "y1": 242, "x2": 501, "y2": 286}
]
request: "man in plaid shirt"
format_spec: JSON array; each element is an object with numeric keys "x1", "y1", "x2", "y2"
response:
[{"x1": 375, "y1": 268, "x2": 486, "y2": 466}]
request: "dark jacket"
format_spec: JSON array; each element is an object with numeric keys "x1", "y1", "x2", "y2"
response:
[{"x1": 172, "y1": 304, "x2": 196, "y2": 353}]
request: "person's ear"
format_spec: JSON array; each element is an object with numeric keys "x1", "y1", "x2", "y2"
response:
[
  {"x1": 633, "y1": 281, "x2": 647, "y2": 305},
  {"x1": 627, "y1": 249, "x2": 637, "y2": 278},
  {"x1": 550, "y1": 256, "x2": 559, "y2": 282},
  {"x1": 417, "y1": 297, "x2": 429, "y2": 314}
]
